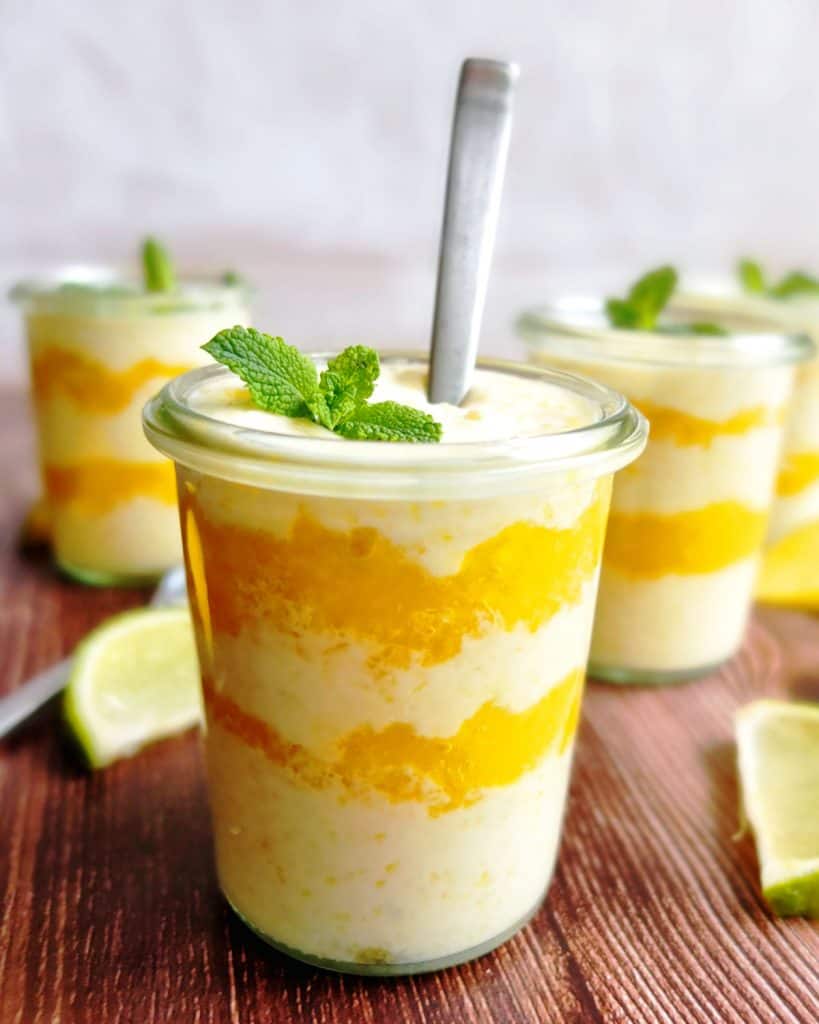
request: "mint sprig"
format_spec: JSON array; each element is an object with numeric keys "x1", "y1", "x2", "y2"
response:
[
  {"x1": 606, "y1": 265, "x2": 727, "y2": 335},
  {"x1": 203, "y1": 327, "x2": 442, "y2": 443},
  {"x1": 142, "y1": 237, "x2": 176, "y2": 293},
  {"x1": 738, "y1": 259, "x2": 819, "y2": 300},
  {"x1": 606, "y1": 266, "x2": 678, "y2": 330}
]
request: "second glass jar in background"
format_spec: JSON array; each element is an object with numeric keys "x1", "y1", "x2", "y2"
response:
[
  {"x1": 519, "y1": 297, "x2": 814, "y2": 685},
  {"x1": 11, "y1": 270, "x2": 250, "y2": 585}
]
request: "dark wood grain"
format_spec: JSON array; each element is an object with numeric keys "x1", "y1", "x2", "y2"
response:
[{"x1": 1, "y1": 387, "x2": 817, "y2": 1024}]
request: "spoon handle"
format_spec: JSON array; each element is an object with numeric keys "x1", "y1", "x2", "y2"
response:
[{"x1": 428, "y1": 58, "x2": 518, "y2": 405}]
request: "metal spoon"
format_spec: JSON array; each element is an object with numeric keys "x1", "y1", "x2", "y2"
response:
[
  {"x1": 0, "y1": 565, "x2": 187, "y2": 739},
  {"x1": 427, "y1": 58, "x2": 519, "y2": 405}
]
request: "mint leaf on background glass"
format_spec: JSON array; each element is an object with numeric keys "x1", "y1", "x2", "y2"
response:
[
  {"x1": 770, "y1": 271, "x2": 819, "y2": 299},
  {"x1": 142, "y1": 237, "x2": 177, "y2": 293},
  {"x1": 605, "y1": 266, "x2": 678, "y2": 331},
  {"x1": 606, "y1": 265, "x2": 726, "y2": 335},
  {"x1": 203, "y1": 327, "x2": 443, "y2": 443},
  {"x1": 738, "y1": 259, "x2": 766, "y2": 295},
  {"x1": 738, "y1": 260, "x2": 819, "y2": 300}
]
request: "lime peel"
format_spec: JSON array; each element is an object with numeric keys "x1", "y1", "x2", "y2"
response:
[
  {"x1": 64, "y1": 606, "x2": 201, "y2": 769},
  {"x1": 736, "y1": 699, "x2": 819, "y2": 918}
]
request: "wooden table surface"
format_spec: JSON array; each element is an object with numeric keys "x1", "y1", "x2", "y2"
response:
[{"x1": 1, "y1": 389, "x2": 818, "y2": 1024}]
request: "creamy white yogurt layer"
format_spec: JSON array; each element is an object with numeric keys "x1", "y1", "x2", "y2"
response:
[{"x1": 190, "y1": 360, "x2": 599, "y2": 443}]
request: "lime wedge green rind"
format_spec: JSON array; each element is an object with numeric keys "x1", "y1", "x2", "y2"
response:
[
  {"x1": 764, "y1": 868, "x2": 819, "y2": 917},
  {"x1": 63, "y1": 607, "x2": 201, "y2": 769},
  {"x1": 736, "y1": 699, "x2": 819, "y2": 919}
]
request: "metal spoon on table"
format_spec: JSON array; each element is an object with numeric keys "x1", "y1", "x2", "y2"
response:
[
  {"x1": 0, "y1": 565, "x2": 187, "y2": 739},
  {"x1": 428, "y1": 57, "x2": 518, "y2": 405}
]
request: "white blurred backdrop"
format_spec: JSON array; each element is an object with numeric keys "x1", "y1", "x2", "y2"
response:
[{"x1": 2, "y1": 0, "x2": 819, "y2": 379}]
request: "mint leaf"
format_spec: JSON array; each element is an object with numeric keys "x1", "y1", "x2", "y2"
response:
[
  {"x1": 605, "y1": 298, "x2": 640, "y2": 329},
  {"x1": 202, "y1": 330, "x2": 442, "y2": 442},
  {"x1": 319, "y1": 346, "x2": 380, "y2": 428},
  {"x1": 222, "y1": 270, "x2": 242, "y2": 286},
  {"x1": 769, "y1": 271, "x2": 819, "y2": 299},
  {"x1": 658, "y1": 321, "x2": 729, "y2": 336},
  {"x1": 335, "y1": 402, "x2": 443, "y2": 443},
  {"x1": 628, "y1": 265, "x2": 677, "y2": 328},
  {"x1": 203, "y1": 326, "x2": 323, "y2": 419},
  {"x1": 605, "y1": 266, "x2": 678, "y2": 330},
  {"x1": 738, "y1": 259, "x2": 766, "y2": 294},
  {"x1": 142, "y1": 237, "x2": 176, "y2": 293},
  {"x1": 687, "y1": 321, "x2": 729, "y2": 336},
  {"x1": 737, "y1": 260, "x2": 819, "y2": 300}
]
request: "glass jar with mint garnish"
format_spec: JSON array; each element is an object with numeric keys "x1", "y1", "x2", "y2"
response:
[
  {"x1": 144, "y1": 330, "x2": 646, "y2": 973},
  {"x1": 518, "y1": 266, "x2": 814, "y2": 685},
  {"x1": 9, "y1": 239, "x2": 251, "y2": 585},
  {"x1": 710, "y1": 259, "x2": 819, "y2": 610}
]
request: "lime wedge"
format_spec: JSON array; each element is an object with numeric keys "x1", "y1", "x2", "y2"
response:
[
  {"x1": 735, "y1": 699, "x2": 819, "y2": 917},
  {"x1": 64, "y1": 607, "x2": 201, "y2": 768}
]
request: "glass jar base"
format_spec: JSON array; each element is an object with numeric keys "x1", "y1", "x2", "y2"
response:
[
  {"x1": 589, "y1": 658, "x2": 729, "y2": 686},
  {"x1": 226, "y1": 893, "x2": 544, "y2": 977},
  {"x1": 56, "y1": 558, "x2": 164, "y2": 589}
]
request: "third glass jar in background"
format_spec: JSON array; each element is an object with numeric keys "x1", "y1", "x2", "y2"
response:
[
  {"x1": 519, "y1": 297, "x2": 814, "y2": 685},
  {"x1": 677, "y1": 287, "x2": 819, "y2": 609}
]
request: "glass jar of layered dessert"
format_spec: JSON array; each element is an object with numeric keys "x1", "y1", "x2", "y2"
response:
[
  {"x1": 11, "y1": 266, "x2": 249, "y2": 585},
  {"x1": 144, "y1": 351, "x2": 645, "y2": 974},
  {"x1": 680, "y1": 285, "x2": 819, "y2": 608},
  {"x1": 520, "y1": 296, "x2": 814, "y2": 684}
]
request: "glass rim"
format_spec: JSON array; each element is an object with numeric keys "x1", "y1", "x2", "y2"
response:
[
  {"x1": 9, "y1": 262, "x2": 251, "y2": 315},
  {"x1": 517, "y1": 294, "x2": 815, "y2": 369},
  {"x1": 142, "y1": 353, "x2": 648, "y2": 500}
]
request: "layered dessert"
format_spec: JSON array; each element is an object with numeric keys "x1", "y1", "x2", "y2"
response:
[
  {"x1": 145, "y1": 345, "x2": 645, "y2": 972},
  {"x1": 762, "y1": 349, "x2": 819, "y2": 604},
  {"x1": 674, "y1": 280, "x2": 819, "y2": 607},
  {"x1": 13, "y1": 263, "x2": 249, "y2": 583},
  {"x1": 520, "y1": 287, "x2": 812, "y2": 683}
]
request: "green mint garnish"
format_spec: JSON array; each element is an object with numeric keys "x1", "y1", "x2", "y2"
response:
[
  {"x1": 222, "y1": 270, "x2": 242, "y2": 286},
  {"x1": 142, "y1": 237, "x2": 176, "y2": 293},
  {"x1": 335, "y1": 402, "x2": 442, "y2": 442},
  {"x1": 738, "y1": 259, "x2": 766, "y2": 295},
  {"x1": 738, "y1": 259, "x2": 819, "y2": 300},
  {"x1": 203, "y1": 327, "x2": 442, "y2": 443},
  {"x1": 606, "y1": 265, "x2": 726, "y2": 335},
  {"x1": 770, "y1": 271, "x2": 819, "y2": 299},
  {"x1": 658, "y1": 321, "x2": 729, "y2": 337},
  {"x1": 682, "y1": 321, "x2": 728, "y2": 336},
  {"x1": 606, "y1": 265, "x2": 678, "y2": 330}
]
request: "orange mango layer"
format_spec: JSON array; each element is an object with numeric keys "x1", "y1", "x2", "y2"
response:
[
  {"x1": 634, "y1": 401, "x2": 783, "y2": 448},
  {"x1": 44, "y1": 459, "x2": 177, "y2": 515},
  {"x1": 776, "y1": 452, "x2": 819, "y2": 497},
  {"x1": 182, "y1": 484, "x2": 609, "y2": 673},
  {"x1": 31, "y1": 346, "x2": 193, "y2": 415},
  {"x1": 604, "y1": 501, "x2": 768, "y2": 579},
  {"x1": 757, "y1": 520, "x2": 819, "y2": 608},
  {"x1": 203, "y1": 668, "x2": 583, "y2": 816}
]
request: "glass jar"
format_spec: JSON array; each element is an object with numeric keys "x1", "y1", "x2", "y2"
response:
[
  {"x1": 10, "y1": 268, "x2": 250, "y2": 585},
  {"x1": 679, "y1": 287, "x2": 819, "y2": 608},
  {"x1": 144, "y1": 354, "x2": 646, "y2": 974},
  {"x1": 519, "y1": 296, "x2": 814, "y2": 684}
]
